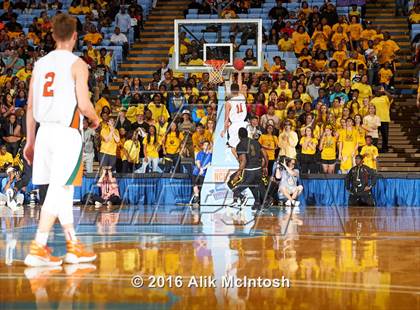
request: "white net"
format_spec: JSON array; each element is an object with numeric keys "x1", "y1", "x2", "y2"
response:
[{"x1": 204, "y1": 60, "x2": 227, "y2": 85}]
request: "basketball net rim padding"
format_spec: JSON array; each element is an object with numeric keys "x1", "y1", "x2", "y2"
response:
[{"x1": 204, "y1": 59, "x2": 228, "y2": 85}]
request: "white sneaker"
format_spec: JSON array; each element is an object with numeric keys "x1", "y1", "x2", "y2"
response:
[
  {"x1": 7, "y1": 199, "x2": 19, "y2": 212},
  {"x1": 94, "y1": 201, "x2": 102, "y2": 209},
  {"x1": 6, "y1": 189, "x2": 19, "y2": 212},
  {"x1": 285, "y1": 200, "x2": 292, "y2": 207},
  {"x1": 293, "y1": 200, "x2": 300, "y2": 207}
]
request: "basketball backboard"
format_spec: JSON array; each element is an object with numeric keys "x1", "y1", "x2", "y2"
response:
[{"x1": 173, "y1": 19, "x2": 263, "y2": 73}]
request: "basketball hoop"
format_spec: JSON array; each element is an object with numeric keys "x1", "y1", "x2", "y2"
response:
[{"x1": 204, "y1": 59, "x2": 227, "y2": 85}]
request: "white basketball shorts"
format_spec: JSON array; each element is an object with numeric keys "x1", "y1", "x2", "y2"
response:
[
  {"x1": 228, "y1": 121, "x2": 248, "y2": 148},
  {"x1": 32, "y1": 124, "x2": 83, "y2": 186}
]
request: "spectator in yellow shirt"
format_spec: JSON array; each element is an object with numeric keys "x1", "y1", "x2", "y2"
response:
[
  {"x1": 15, "y1": 63, "x2": 32, "y2": 81},
  {"x1": 378, "y1": 32, "x2": 399, "y2": 64},
  {"x1": 278, "y1": 32, "x2": 294, "y2": 51},
  {"x1": 299, "y1": 127, "x2": 318, "y2": 174},
  {"x1": 162, "y1": 122, "x2": 185, "y2": 173},
  {"x1": 331, "y1": 26, "x2": 349, "y2": 50},
  {"x1": 378, "y1": 62, "x2": 393, "y2": 86},
  {"x1": 83, "y1": 26, "x2": 103, "y2": 45},
  {"x1": 100, "y1": 118, "x2": 121, "y2": 172},
  {"x1": 192, "y1": 123, "x2": 212, "y2": 156},
  {"x1": 319, "y1": 126, "x2": 337, "y2": 174},
  {"x1": 370, "y1": 87, "x2": 392, "y2": 152},
  {"x1": 137, "y1": 125, "x2": 162, "y2": 173},
  {"x1": 348, "y1": 16, "x2": 363, "y2": 46},
  {"x1": 147, "y1": 94, "x2": 170, "y2": 122},
  {"x1": 332, "y1": 43, "x2": 347, "y2": 68},
  {"x1": 0, "y1": 145, "x2": 13, "y2": 171},
  {"x1": 258, "y1": 124, "x2": 278, "y2": 173},
  {"x1": 292, "y1": 25, "x2": 311, "y2": 55},
  {"x1": 360, "y1": 136, "x2": 379, "y2": 170},
  {"x1": 409, "y1": 6, "x2": 420, "y2": 23},
  {"x1": 121, "y1": 131, "x2": 141, "y2": 173}
]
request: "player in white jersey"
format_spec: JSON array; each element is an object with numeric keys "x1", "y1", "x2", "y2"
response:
[
  {"x1": 23, "y1": 14, "x2": 100, "y2": 267},
  {"x1": 221, "y1": 82, "x2": 248, "y2": 155}
]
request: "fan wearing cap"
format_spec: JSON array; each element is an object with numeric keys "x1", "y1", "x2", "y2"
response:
[{"x1": 0, "y1": 166, "x2": 25, "y2": 210}]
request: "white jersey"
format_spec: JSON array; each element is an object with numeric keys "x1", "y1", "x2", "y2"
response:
[
  {"x1": 32, "y1": 50, "x2": 81, "y2": 129},
  {"x1": 228, "y1": 94, "x2": 247, "y2": 123}
]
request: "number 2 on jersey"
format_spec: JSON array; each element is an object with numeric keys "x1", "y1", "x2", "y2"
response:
[
  {"x1": 236, "y1": 103, "x2": 244, "y2": 114},
  {"x1": 43, "y1": 72, "x2": 55, "y2": 97}
]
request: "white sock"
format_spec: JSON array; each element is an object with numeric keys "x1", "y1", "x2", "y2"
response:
[
  {"x1": 63, "y1": 228, "x2": 78, "y2": 242},
  {"x1": 35, "y1": 231, "x2": 49, "y2": 246}
]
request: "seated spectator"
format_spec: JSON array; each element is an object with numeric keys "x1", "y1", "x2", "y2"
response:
[
  {"x1": 49, "y1": 0, "x2": 63, "y2": 10},
  {"x1": 269, "y1": 0, "x2": 289, "y2": 20},
  {"x1": 0, "y1": 144, "x2": 13, "y2": 171},
  {"x1": 110, "y1": 27, "x2": 128, "y2": 58},
  {"x1": 276, "y1": 158, "x2": 303, "y2": 208},
  {"x1": 14, "y1": 89, "x2": 27, "y2": 109},
  {"x1": 83, "y1": 25, "x2": 103, "y2": 46},
  {"x1": 94, "y1": 167, "x2": 122, "y2": 208},
  {"x1": 243, "y1": 48, "x2": 257, "y2": 66},
  {"x1": 221, "y1": 5, "x2": 237, "y2": 19},
  {"x1": 15, "y1": 63, "x2": 32, "y2": 82},
  {"x1": 0, "y1": 166, "x2": 24, "y2": 210}
]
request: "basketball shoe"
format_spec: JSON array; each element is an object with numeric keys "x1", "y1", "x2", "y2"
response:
[
  {"x1": 24, "y1": 240, "x2": 63, "y2": 267},
  {"x1": 64, "y1": 241, "x2": 97, "y2": 264}
]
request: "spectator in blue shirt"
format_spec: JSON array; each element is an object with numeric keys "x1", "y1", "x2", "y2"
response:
[
  {"x1": 115, "y1": 7, "x2": 132, "y2": 34},
  {"x1": 191, "y1": 140, "x2": 212, "y2": 206},
  {"x1": 167, "y1": 85, "x2": 187, "y2": 118},
  {"x1": 329, "y1": 83, "x2": 349, "y2": 104},
  {"x1": 312, "y1": 88, "x2": 330, "y2": 108},
  {"x1": 0, "y1": 166, "x2": 24, "y2": 211}
]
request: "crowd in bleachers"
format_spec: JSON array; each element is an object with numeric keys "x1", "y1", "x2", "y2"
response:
[
  {"x1": 0, "y1": 0, "x2": 152, "y2": 174},
  {"x1": 0, "y1": 0, "x2": 403, "y2": 180},
  {"x1": 176, "y1": 0, "x2": 400, "y2": 174}
]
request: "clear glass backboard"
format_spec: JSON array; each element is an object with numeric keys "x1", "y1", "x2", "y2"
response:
[{"x1": 173, "y1": 19, "x2": 263, "y2": 73}]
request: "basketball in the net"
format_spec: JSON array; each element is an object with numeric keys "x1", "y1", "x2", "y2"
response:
[{"x1": 233, "y1": 58, "x2": 245, "y2": 71}]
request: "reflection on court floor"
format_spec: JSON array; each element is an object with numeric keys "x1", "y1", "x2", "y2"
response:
[{"x1": 0, "y1": 205, "x2": 419, "y2": 309}]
